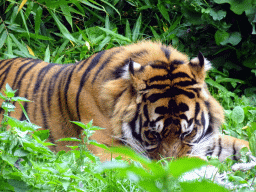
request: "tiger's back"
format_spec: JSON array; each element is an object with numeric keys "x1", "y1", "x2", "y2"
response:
[{"x1": 0, "y1": 41, "x2": 249, "y2": 161}]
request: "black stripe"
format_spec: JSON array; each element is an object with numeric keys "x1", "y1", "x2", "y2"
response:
[
  {"x1": 217, "y1": 137, "x2": 222, "y2": 157},
  {"x1": 233, "y1": 142, "x2": 238, "y2": 161},
  {"x1": 33, "y1": 63, "x2": 58, "y2": 94},
  {"x1": 148, "y1": 87, "x2": 195, "y2": 103},
  {"x1": 19, "y1": 73, "x2": 35, "y2": 121},
  {"x1": 131, "y1": 50, "x2": 148, "y2": 59},
  {"x1": 176, "y1": 80, "x2": 197, "y2": 87},
  {"x1": 0, "y1": 58, "x2": 15, "y2": 71},
  {"x1": 206, "y1": 143, "x2": 215, "y2": 156},
  {"x1": 179, "y1": 114, "x2": 188, "y2": 121},
  {"x1": 92, "y1": 49, "x2": 121, "y2": 83},
  {"x1": 40, "y1": 79, "x2": 49, "y2": 130},
  {"x1": 149, "y1": 75, "x2": 168, "y2": 83},
  {"x1": 201, "y1": 112, "x2": 206, "y2": 130},
  {"x1": 76, "y1": 51, "x2": 106, "y2": 120},
  {"x1": 149, "y1": 72, "x2": 191, "y2": 83},
  {"x1": 171, "y1": 60, "x2": 184, "y2": 65},
  {"x1": 14, "y1": 60, "x2": 41, "y2": 96},
  {"x1": 47, "y1": 65, "x2": 70, "y2": 114},
  {"x1": 77, "y1": 58, "x2": 89, "y2": 71},
  {"x1": 143, "y1": 104, "x2": 150, "y2": 127},
  {"x1": 194, "y1": 102, "x2": 200, "y2": 125},
  {"x1": 0, "y1": 63, "x2": 12, "y2": 89},
  {"x1": 63, "y1": 66, "x2": 76, "y2": 119},
  {"x1": 188, "y1": 88, "x2": 201, "y2": 98},
  {"x1": 161, "y1": 46, "x2": 171, "y2": 60},
  {"x1": 129, "y1": 104, "x2": 142, "y2": 142},
  {"x1": 150, "y1": 64, "x2": 168, "y2": 69},
  {"x1": 146, "y1": 84, "x2": 169, "y2": 90}
]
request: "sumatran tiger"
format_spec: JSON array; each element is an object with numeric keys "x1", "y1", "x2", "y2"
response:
[{"x1": 0, "y1": 41, "x2": 249, "y2": 161}]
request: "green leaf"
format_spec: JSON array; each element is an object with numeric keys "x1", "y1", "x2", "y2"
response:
[
  {"x1": 168, "y1": 157, "x2": 207, "y2": 178},
  {"x1": 0, "y1": 179, "x2": 14, "y2": 191},
  {"x1": 0, "y1": 30, "x2": 7, "y2": 49},
  {"x1": 150, "y1": 26, "x2": 160, "y2": 39},
  {"x1": 14, "y1": 148, "x2": 29, "y2": 157},
  {"x1": 60, "y1": 4, "x2": 73, "y2": 28},
  {"x1": 80, "y1": 0, "x2": 104, "y2": 12},
  {"x1": 32, "y1": 129, "x2": 49, "y2": 141},
  {"x1": 1, "y1": 102, "x2": 15, "y2": 112},
  {"x1": 97, "y1": 161, "x2": 128, "y2": 172},
  {"x1": 50, "y1": 10, "x2": 77, "y2": 44},
  {"x1": 110, "y1": 146, "x2": 151, "y2": 165},
  {"x1": 132, "y1": 14, "x2": 142, "y2": 42},
  {"x1": 6, "y1": 116, "x2": 39, "y2": 131},
  {"x1": 57, "y1": 137, "x2": 81, "y2": 142},
  {"x1": 231, "y1": 106, "x2": 244, "y2": 124},
  {"x1": 157, "y1": 0, "x2": 170, "y2": 23},
  {"x1": 19, "y1": 10, "x2": 29, "y2": 36},
  {"x1": 206, "y1": 78, "x2": 235, "y2": 97},
  {"x1": 1, "y1": 153, "x2": 19, "y2": 166},
  {"x1": 35, "y1": 6, "x2": 43, "y2": 35},
  {"x1": 7, "y1": 179, "x2": 30, "y2": 192},
  {"x1": 228, "y1": 32, "x2": 242, "y2": 46},
  {"x1": 125, "y1": 20, "x2": 131, "y2": 40},
  {"x1": 5, "y1": 83, "x2": 15, "y2": 95},
  {"x1": 95, "y1": 36, "x2": 111, "y2": 52},
  {"x1": 214, "y1": 30, "x2": 229, "y2": 45},
  {"x1": 44, "y1": 45, "x2": 50, "y2": 62},
  {"x1": 0, "y1": 92, "x2": 6, "y2": 100},
  {"x1": 11, "y1": 96, "x2": 30, "y2": 102},
  {"x1": 10, "y1": 34, "x2": 30, "y2": 57},
  {"x1": 213, "y1": 0, "x2": 253, "y2": 15},
  {"x1": 105, "y1": 14, "x2": 110, "y2": 29},
  {"x1": 249, "y1": 131, "x2": 256, "y2": 156},
  {"x1": 98, "y1": 27, "x2": 131, "y2": 42},
  {"x1": 88, "y1": 140, "x2": 109, "y2": 150},
  {"x1": 180, "y1": 180, "x2": 229, "y2": 192},
  {"x1": 7, "y1": 35, "x2": 13, "y2": 56},
  {"x1": 71, "y1": 121, "x2": 86, "y2": 129},
  {"x1": 243, "y1": 55, "x2": 256, "y2": 68},
  {"x1": 210, "y1": 9, "x2": 226, "y2": 20},
  {"x1": 99, "y1": 0, "x2": 121, "y2": 17}
]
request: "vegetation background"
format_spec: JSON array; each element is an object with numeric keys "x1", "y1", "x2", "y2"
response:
[{"x1": 0, "y1": 0, "x2": 256, "y2": 191}]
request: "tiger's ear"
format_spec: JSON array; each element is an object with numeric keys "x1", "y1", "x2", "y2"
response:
[
  {"x1": 189, "y1": 52, "x2": 211, "y2": 81},
  {"x1": 190, "y1": 52, "x2": 211, "y2": 72},
  {"x1": 121, "y1": 58, "x2": 143, "y2": 79},
  {"x1": 128, "y1": 58, "x2": 142, "y2": 76},
  {"x1": 122, "y1": 59, "x2": 147, "y2": 94}
]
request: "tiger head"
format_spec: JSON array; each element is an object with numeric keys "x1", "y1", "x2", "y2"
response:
[{"x1": 101, "y1": 42, "x2": 224, "y2": 160}]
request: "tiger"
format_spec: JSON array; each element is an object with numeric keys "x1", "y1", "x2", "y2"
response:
[{"x1": 0, "y1": 41, "x2": 249, "y2": 161}]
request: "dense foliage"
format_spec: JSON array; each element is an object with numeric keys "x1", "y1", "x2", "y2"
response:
[{"x1": 0, "y1": 0, "x2": 256, "y2": 191}]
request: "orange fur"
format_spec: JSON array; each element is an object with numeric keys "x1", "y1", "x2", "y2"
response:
[{"x1": 0, "y1": 41, "x2": 248, "y2": 161}]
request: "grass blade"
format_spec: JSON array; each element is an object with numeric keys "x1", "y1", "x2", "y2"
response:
[
  {"x1": 10, "y1": 33, "x2": 30, "y2": 57},
  {"x1": 60, "y1": 4, "x2": 73, "y2": 29},
  {"x1": 150, "y1": 26, "x2": 160, "y2": 40},
  {"x1": 19, "y1": 10, "x2": 29, "y2": 36},
  {"x1": 44, "y1": 45, "x2": 50, "y2": 62},
  {"x1": 50, "y1": 10, "x2": 77, "y2": 44},
  {"x1": 132, "y1": 14, "x2": 142, "y2": 42},
  {"x1": 0, "y1": 31, "x2": 7, "y2": 49},
  {"x1": 35, "y1": 6, "x2": 43, "y2": 35},
  {"x1": 125, "y1": 19, "x2": 131, "y2": 40},
  {"x1": 98, "y1": 27, "x2": 131, "y2": 42}
]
